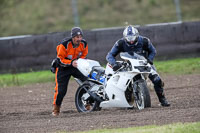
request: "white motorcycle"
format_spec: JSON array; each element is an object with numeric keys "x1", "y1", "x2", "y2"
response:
[{"x1": 75, "y1": 52, "x2": 152, "y2": 112}]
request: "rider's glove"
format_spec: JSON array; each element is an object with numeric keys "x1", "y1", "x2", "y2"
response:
[
  {"x1": 147, "y1": 58, "x2": 153, "y2": 65},
  {"x1": 112, "y1": 63, "x2": 122, "y2": 71}
]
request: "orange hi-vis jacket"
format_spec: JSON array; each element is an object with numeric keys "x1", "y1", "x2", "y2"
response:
[{"x1": 56, "y1": 38, "x2": 88, "y2": 66}]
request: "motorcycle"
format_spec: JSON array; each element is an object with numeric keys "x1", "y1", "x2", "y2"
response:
[{"x1": 74, "y1": 52, "x2": 152, "y2": 112}]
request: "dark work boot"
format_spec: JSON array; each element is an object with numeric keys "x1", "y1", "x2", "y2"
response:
[{"x1": 156, "y1": 92, "x2": 170, "y2": 107}]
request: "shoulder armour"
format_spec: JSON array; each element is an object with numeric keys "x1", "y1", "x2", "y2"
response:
[
  {"x1": 116, "y1": 39, "x2": 125, "y2": 50},
  {"x1": 142, "y1": 37, "x2": 150, "y2": 50},
  {"x1": 143, "y1": 37, "x2": 150, "y2": 44}
]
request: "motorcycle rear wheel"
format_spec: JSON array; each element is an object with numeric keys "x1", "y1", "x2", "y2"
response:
[
  {"x1": 135, "y1": 80, "x2": 151, "y2": 110},
  {"x1": 75, "y1": 83, "x2": 101, "y2": 112}
]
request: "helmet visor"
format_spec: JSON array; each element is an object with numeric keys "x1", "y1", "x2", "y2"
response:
[{"x1": 125, "y1": 35, "x2": 137, "y2": 42}]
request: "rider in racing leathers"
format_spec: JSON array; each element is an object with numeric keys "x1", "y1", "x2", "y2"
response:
[{"x1": 106, "y1": 25, "x2": 170, "y2": 107}]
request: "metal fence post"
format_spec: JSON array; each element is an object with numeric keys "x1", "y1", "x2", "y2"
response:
[
  {"x1": 71, "y1": 0, "x2": 80, "y2": 26},
  {"x1": 174, "y1": 0, "x2": 182, "y2": 22}
]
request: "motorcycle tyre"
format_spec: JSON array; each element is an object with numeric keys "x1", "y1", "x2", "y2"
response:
[
  {"x1": 135, "y1": 80, "x2": 151, "y2": 109},
  {"x1": 75, "y1": 83, "x2": 101, "y2": 113}
]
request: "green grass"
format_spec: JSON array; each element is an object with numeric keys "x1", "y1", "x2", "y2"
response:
[
  {"x1": 155, "y1": 57, "x2": 200, "y2": 75},
  {"x1": 0, "y1": 57, "x2": 199, "y2": 88},
  {"x1": 0, "y1": 0, "x2": 200, "y2": 37},
  {"x1": 67, "y1": 122, "x2": 200, "y2": 133},
  {"x1": 0, "y1": 70, "x2": 55, "y2": 88}
]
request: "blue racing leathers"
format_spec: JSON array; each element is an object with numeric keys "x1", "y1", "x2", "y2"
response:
[
  {"x1": 106, "y1": 35, "x2": 164, "y2": 93},
  {"x1": 106, "y1": 36, "x2": 156, "y2": 66}
]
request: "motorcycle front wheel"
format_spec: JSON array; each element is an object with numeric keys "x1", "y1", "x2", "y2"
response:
[
  {"x1": 75, "y1": 83, "x2": 101, "y2": 112},
  {"x1": 134, "y1": 80, "x2": 151, "y2": 110}
]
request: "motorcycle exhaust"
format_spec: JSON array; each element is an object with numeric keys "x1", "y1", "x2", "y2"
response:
[
  {"x1": 75, "y1": 78, "x2": 103, "y2": 102},
  {"x1": 87, "y1": 91, "x2": 103, "y2": 103}
]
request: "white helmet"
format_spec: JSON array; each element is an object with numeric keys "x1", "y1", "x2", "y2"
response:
[{"x1": 123, "y1": 25, "x2": 139, "y2": 43}]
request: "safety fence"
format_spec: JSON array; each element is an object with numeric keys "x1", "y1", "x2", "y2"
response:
[{"x1": 0, "y1": 21, "x2": 199, "y2": 73}]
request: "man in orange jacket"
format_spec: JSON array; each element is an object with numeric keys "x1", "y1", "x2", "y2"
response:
[{"x1": 52, "y1": 27, "x2": 88, "y2": 116}]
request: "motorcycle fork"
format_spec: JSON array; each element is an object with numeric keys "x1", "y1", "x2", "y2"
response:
[
  {"x1": 132, "y1": 80, "x2": 140, "y2": 101},
  {"x1": 132, "y1": 73, "x2": 146, "y2": 100}
]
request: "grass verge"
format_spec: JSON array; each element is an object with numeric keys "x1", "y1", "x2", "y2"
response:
[
  {"x1": 69, "y1": 122, "x2": 200, "y2": 133},
  {"x1": 155, "y1": 57, "x2": 200, "y2": 75},
  {"x1": 0, "y1": 70, "x2": 55, "y2": 88},
  {"x1": 0, "y1": 57, "x2": 199, "y2": 88}
]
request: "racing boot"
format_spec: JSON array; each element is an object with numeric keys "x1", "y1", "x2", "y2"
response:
[
  {"x1": 52, "y1": 104, "x2": 60, "y2": 116},
  {"x1": 156, "y1": 92, "x2": 170, "y2": 107}
]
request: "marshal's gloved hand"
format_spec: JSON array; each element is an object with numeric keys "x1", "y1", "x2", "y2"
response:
[
  {"x1": 112, "y1": 62, "x2": 122, "y2": 71},
  {"x1": 50, "y1": 58, "x2": 59, "y2": 73}
]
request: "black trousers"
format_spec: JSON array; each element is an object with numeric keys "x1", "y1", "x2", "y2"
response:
[{"x1": 54, "y1": 66, "x2": 88, "y2": 106}]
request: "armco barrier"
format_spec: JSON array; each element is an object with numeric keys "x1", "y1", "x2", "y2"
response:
[{"x1": 0, "y1": 21, "x2": 200, "y2": 73}]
